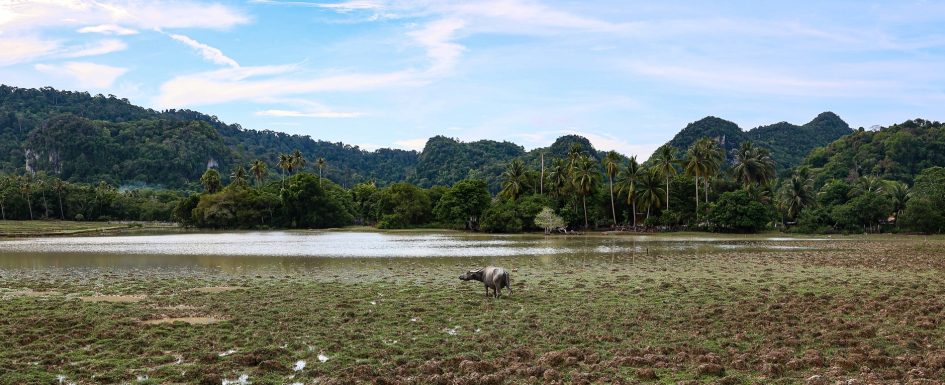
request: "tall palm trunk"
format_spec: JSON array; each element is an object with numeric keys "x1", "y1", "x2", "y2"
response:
[
  {"x1": 41, "y1": 191, "x2": 48, "y2": 219},
  {"x1": 609, "y1": 175, "x2": 616, "y2": 227},
  {"x1": 57, "y1": 191, "x2": 64, "y2": 220},
  {"x1": 632, "y1": 200, "x2": 637, "y2": 228},
  {"x1": 582, "y1": 195, "x2": 589, "y2": 230},
  {"x1": 26, "y1": 195, "x2": 33, "y2": 220},
  {"x1": 694, "y1": 176, "x2": 699, "y2": 215},
  {"x1": 665, "y1": 177, "x2": 670, "y2": 212},
  {"x1": 704, "y1": 178, "x2": 709, "y2": 204}
]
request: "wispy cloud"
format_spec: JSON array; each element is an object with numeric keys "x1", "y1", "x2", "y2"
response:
[
  {"x1": 394, "y1": 138, "x2": 428, "y2": 151},
  {"x1": 34, "y1": 62, "x2": 128, "y2": 88},
  {"x1": 0, "y1": 37, "x2": 60, "y2": 66},
  {"x1": 250, "y1": 0, "x2": 383, "y2": 11},
  {"x1": 409, "y1": 18, "x2": 465, "y2": 74},
  {"x1": 0, "y1": 1, "x2": 249, "y2": 31},
  {"x1": 256, "y1": 109, "x2": 364, "y2": 118},
  {"x1": 155, "y1": 65, "x2": 416, "y2": 107},
  {"x1": 167, "y1": 33, "x2": 240, "y2": 67},
  {"x1": 77, "y1": 24, "x2": 138, "y2": 35},
  {"x1": 62, "y1": 39, "x2": 128, "y2": 58}
]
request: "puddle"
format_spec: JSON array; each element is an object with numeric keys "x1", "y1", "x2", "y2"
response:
[
  {"x1": 79, "y1": 294, "x2": 147, "y2": 302},
  {"x1": 141, "y1": 316, "x2": 226, "y2": 325},
  {"x1": 187, "y1": 286, "x2": 244, "y2": 293},
  {"x1": 4, "y1": 289, "x2": 62, "y2": 297}
]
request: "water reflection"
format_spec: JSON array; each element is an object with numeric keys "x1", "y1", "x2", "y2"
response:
[{"x1": 0, "y1": 231, "x2": 823, "y2": 271}]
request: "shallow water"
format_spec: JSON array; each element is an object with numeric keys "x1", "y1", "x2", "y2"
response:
[{"x1": 0, "y1": 230, "x2": 825, "y2": 271}]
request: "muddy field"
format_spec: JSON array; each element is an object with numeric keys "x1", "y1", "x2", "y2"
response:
[{"x1": 1, "y1": 234, "x2": 945, "y2": 384}]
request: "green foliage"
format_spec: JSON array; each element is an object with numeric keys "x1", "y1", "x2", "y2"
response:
[
  {"x1": 200, "y1": 169, "x2": 222, "y2": 193},
  {"x1": 281, "y1": 173, "x2": 354, "y2": 228},
  {"x1": 707, "y1": 189, "x2": 772, "y2": 233},
  {"x1": 802, "y1": 118, "x2": 945, "y2": 185},
  {"x1": 534, "y1": 207, "x2": 565, "y2": 234},
  {"x1": 192, "y1": 186, "x2": 279, "y2": 228},
  {"x1": 830, "y1": 192, "x2": 892, "y2": 232},
  {"x1": 433, "y1": 179, "x2": 491, "y2": 230},
  {"x1": 376, "y1": 183, "x2": 431, "y2": 228},
  {"x1": 479, "y1": 200, "x2": 523, "y2": 233},
  {"x1": 901, "y1": 167, "x2": 945, "y2": 233}
]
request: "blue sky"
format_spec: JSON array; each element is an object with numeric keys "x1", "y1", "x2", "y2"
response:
[{"x1": 2, "y1": 1, "x2": 944, "y2": 159}]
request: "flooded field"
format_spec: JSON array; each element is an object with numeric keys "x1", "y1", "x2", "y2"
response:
[{"x1": 1, "y1": 231, "x2": 944, "y2": 384}]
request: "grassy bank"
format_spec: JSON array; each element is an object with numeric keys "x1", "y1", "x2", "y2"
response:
[
  {"x1": 2, "y1": 238, "x2": 945, "y2": 384},
  {"x1": 0, "y1": 220, "x2": 179, "y2": 237}
]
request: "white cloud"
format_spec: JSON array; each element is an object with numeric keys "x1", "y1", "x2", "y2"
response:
[
  {"x1": 62, "y1": 39, "x2": 128, "y2": 58},
  {"x1": 394, "y1": 138, "x2": 428, "y2": 151},
  {"x1": 0, "y1": 36, "x2": 59, "y2": 66},
  {"x1": 167, "y1": 33, "x2": 240, "y2": 67},
  {"x1": 34, "y1": 62, "x2": 128, "y2": 88},
  {"x1": 0, "y1": 1, "x2": 249, "y2": 32},
  {"x1": 409, "y1": 18, "x2": 465, "y2": 74},
  {"x1": 256, "y1": 109, "x2": 364, "y2": 118},
  {"x1": 250, "y1": 0, "x2": 383, "y2": 11},
  {"x1": 77, "y1": 24, "x2": 138, "y2": 35},
  {"x1": 155, "y1": 65, "x2": 417, "y2": 107}
]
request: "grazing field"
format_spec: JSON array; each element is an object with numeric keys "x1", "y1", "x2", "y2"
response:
[{"x1": 1, "y1": 234, "x2": 945, "y2": 384}]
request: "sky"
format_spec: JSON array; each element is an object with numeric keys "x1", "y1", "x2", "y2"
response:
[{"x1": 1, "y1": 0, "x2": 944, "y2": 160}]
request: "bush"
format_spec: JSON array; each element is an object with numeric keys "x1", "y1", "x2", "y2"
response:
[
  {"x1": 534, "y1": 207, "x2": 565, "y2": 234},
  {"x1": 707, "y1": 189, "x2": 772, "y2": 233},
  {"x1": 480, "y1": 201, "x2": 522, "y2": 233},
  {"x1": 901, "y1": 167, "x2": 945, "y2": 233}
]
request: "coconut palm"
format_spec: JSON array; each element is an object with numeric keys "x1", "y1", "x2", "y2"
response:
[
  {"x1": 603, "y1": 151, "x2": 621, "y2": 227},
  {"x1": 888, "y1": 181, "x2": 910, "y2": 224},
  {"x1": 617, "y1": 156, "x2": 642, "y2": 227},
  {"x1": 500, "y1": 159, "x2": 529, "y2": 201},
  {"x1": 278, "y1": 154, "x2": 293, "y2": 188},
  {"x1": 249, "y1": 160, "x2": 268, "y2": 187},
  {"x1": 230, "y1": 165, "x2": 248, "y2": 187},
  {"x1": 851, "y1": 175, "x2": 885, "y2": 197},
  {"x1": 547, "y1": 158, "x2": 570, "y2": 198},
  {"x1": 53, "y1": 178, "x2": 66, "y2": 220},
  {"x1": 780, "y1": 171, "x2": 815, "y2": 222},
  {"x1": 316, "y1": 157, "x2": 327, "y2": 186},
  {"x1": 635, "y1": 168, "x2": 665, "y2": 221},
  {"x1": 567, "y1": 143, "x2": 584, "y2": 169},
  {"x1": 200, "y1": 169, "x2": 222, "y2": 193},
  {"x1": 571, "y1": 154, "x2": 600, "y2": 229},
  {"x1": 683, "y1": 142, "x2": 709, "y2": 210},
  {"x1": 291, "y1": 149, "x2": 306, "y2": 173},
  {"x1": 699, "y1": 138, "x2": 725, "y2": 204},
  {"x1": 18, "y1": 175, "x2": 33, "y2": 220},
  {"x1": 733, "y1": 141, "x2": 776, "y2": 187},
  {"x1": 652, "y1": 145, "x2": 678, "y2": 212}
]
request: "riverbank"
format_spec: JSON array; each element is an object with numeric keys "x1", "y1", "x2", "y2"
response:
[
  {"x1": 0, "y1": 220, "x2": 179, "y2": 238},
  {"x1": 2, "y1": 236, "x2": 945, "y2": 384}
]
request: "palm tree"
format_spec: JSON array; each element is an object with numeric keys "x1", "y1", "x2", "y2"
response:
[
  {"x1": 617, "y1": 156, "x2": 642, "y2": 227},
  {"x1": 230, "y1": 165, "x2": 248, "y2": 187},
  {"x1": 683, "y1": 142, "x2": 708, "y2": 211},
  {"x1": 53, "y1": 178, "x2": 66, "y2": 220},
  {"x1": 635, "y1": 168, "x2": 665, "y2": 221},
  {"x1": 603, "y1": 151, "x2": 621, "y2": 227},
  {"x1": 19, "y1": 175, "x2": 33, "y2": 220},
  {"x1": 249, "y1": 160, "x2": 268, "y2": 187},
  {"x1": 567, "y1": 143, "x2": 584, "y2": 169},
  {"x1": 733, "y1": 141, "x2": 776, "y2": 187},
  {"x1": 652, "y1": 145, "x2": 678, "y2": 212},
  {"x1": 500, "y1": 159, "x2": 529, "y2": 201},
  {"x1": 278, "y1": 154, "x2": 293, "y2": 188},
  {"x1": 291, "y1": 149, "x2": 306, "y2": 174},
  {"x1": 571, "y1": 154, "x2": 600, "y2": 229},
  {"x1": 851, "y1": 175, "x2": 885, "y2": 197},
  {"x1": 699, "y1": 138, "x2": 725, "y2": 204},
  {"x1": 780, "y1": 172, "x2": 815, "y2": 222},
  {"x1": 888, "y1": 181, "x2": 910, "y2": 225},
  {"x1": 316, "y1": 157, "x2": 327, "y2": 186},
  {"x1": 547, "y1": 158, "x2": 570, "y2": 198},
  {"x1": 200, "y1": 169, "x2": 222, "y2": 193}
]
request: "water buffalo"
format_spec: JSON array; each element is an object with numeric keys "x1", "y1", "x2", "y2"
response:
[{"x1": 459, "y1": 266, "x2": 512, "y2": 298}]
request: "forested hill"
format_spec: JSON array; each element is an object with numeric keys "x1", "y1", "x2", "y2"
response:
[
  {"x1": 666, "y1": 112, "x2": 852, "y2": 170},
  {"x1": 0, "y1": 85, "x2": 610, "y2": 191},
  {"x1": 802, "y1": 118, "x2": 945, "y2": 186},
  {"x1": 0, "y1": 85, "x2": 420, "y2": 189}
]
